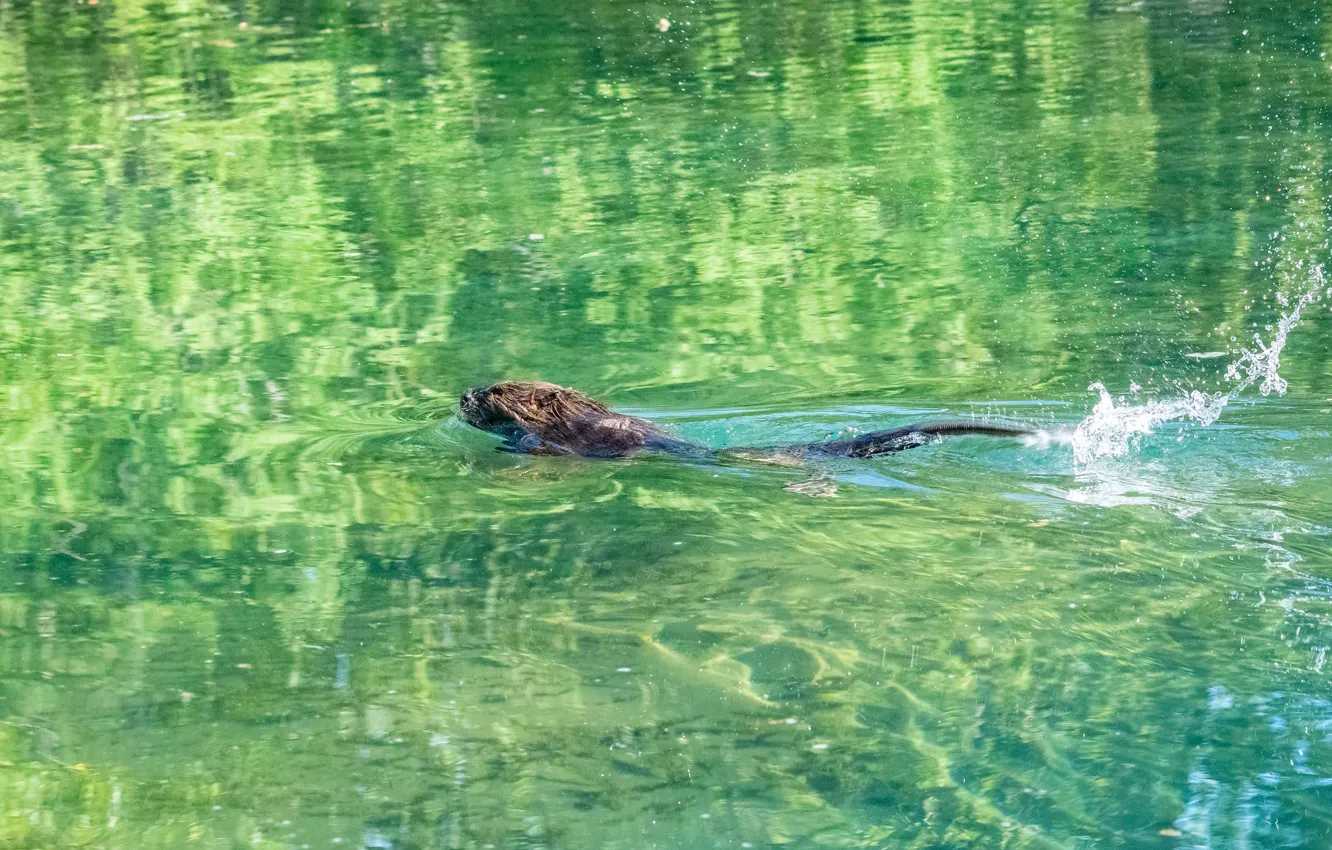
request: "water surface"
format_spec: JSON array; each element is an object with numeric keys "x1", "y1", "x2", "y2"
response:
[{"x1": 2, "y1": 0, "x2": 1332, "y2": 847}]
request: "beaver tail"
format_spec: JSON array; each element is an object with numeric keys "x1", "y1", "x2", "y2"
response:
[
  {"x1": 807, "y1": 421, "x2": 1034, "y2": 457},
  {"x1": 722, "y1": 420, "x2": 1035, "y2": 461}
]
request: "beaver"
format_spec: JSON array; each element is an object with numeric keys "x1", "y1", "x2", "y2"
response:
[{"x1": 459, "y1": 381, "x2": 1035, "y2": 461}]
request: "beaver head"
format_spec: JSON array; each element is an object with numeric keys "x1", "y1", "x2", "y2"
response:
[
  {"x1": 459, "y1": 381, "x2": 611, "y2": 434},
  {"x1": 458, "y1": 381, "x2": 693, "y2": 457},
  {"x1": 460, "y1": 381, "x2": 632, "y2": 454}
]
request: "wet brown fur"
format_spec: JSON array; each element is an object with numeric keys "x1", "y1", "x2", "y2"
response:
[
  {"x1": 459, "y1": 381, "x2": 696, "y2": 458},
  {"x1": 460, "y1": 381, "x2": 1035, "y2": 461}
]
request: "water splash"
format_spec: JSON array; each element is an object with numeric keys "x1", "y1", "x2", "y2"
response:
[
  {"x1": 1071, "y1": 264, "x2": 1325, "y2": 465},
  {"x1": 1071, "y1": 384, "x2": 1229, "y2": 465},
  {"x1": 1224, "y1": 277, "x2": 1322, "y2": 397}
]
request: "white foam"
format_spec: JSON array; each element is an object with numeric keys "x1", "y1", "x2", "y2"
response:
[
  {"x1": 1071, "y1": 383, "x2": 1229, "y2": 465},
  {"x1": 1020, "y1": 428, "x2": 1075, "y2": 450}
]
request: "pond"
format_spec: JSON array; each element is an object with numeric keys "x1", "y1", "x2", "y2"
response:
[{"x1": 2, "y1": 0, "x2": 1332, "y2": 847}]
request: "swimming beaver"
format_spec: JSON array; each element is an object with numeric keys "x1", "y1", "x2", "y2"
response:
[{"x1": 459, "y1": 381, "x2": 1034, "y2": 461}]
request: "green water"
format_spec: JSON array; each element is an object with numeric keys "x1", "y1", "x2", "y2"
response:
[{"x1": 3, "y1": 0, "x2": 1332, "y2": 847}]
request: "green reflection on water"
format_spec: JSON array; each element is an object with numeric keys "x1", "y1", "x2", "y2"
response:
[{"x1": 3, "y1": 0, "x2": 1332, "y2": 847}]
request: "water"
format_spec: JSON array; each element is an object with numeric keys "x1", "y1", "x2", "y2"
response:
[{"x1": 3, "y1": 1, "x2": 1332, "y2": 848}]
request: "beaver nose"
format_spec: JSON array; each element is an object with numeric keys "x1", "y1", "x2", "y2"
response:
[{"x1": 460, "y1": 390, "x2": 475, "y2": 407}]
